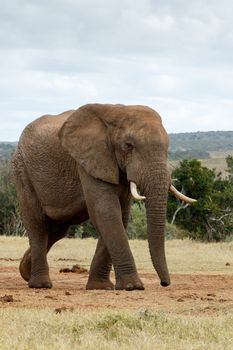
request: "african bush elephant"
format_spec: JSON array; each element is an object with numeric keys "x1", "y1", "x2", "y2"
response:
[{"x1": 12, "y1": 104, "x2": 195, "y2": 290}]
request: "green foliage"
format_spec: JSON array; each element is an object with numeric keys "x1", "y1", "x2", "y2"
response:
[
  {"x1": 0, "y1": 161, "x2": 25, "y2": 235},
  {"x1": 226, "y1": 155, "x2": 233, "y2": 182},
  {"x1": 165, "y1": 223, "x2": 190, "y2": 240},
  {"x1": 168, "y1": 159, "x2": 233, "y2": 241},
  {"x1": 127, "y1": 203, "x2": 147, "y2": 239},
  {"x1": 67, "y1": 221, "x2": 98, "y2": 238}
]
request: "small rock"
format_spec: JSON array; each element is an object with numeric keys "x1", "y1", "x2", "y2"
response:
[
  {"x1": 65, "y1": 291, "x2": 71, "y2": 295},
  {"x1": 59, "y1": 267, "x2": 72, "y2": 273},
  {"x1": 55, "y1": 306, "x2": 74, "y2": 314},
  {"x1": 219, "y1": 298, "x2": 228, "y2": 303},
  {"x1": 45, "y1": 295, "x2": 54, "y2": 299},
  {"x1": 177, "y1": 298, "x2": 185, "y2": 302},
  {"x1": 0, "y1": 294, "x2": 14, "y2": 302},
  {"x1": 71, "y1": 264, "x2": 88, "y2": 273},
  {"x1": 225, "y1": 262, "x2": 231, "y2": 266},
  {"x1": 59, "y1": 264, "x2": 88, "y2": 274}
]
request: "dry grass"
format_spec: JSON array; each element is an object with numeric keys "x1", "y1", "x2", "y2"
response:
[
  {"x1": 209, "y1": 151, "x2": 233, "y2": 159},
  {"x1": 0, "y1": 308, "x2": 233, "y2": 350},
  {"x1": 170, "y1": 151, "x2": 233, "y2": 178},
  {"x1": 0, "y1": 236, "x2": 232, "y2": 275},
  {"x1": 201, "y1": 158, "x2": 228, "y2": 177}
]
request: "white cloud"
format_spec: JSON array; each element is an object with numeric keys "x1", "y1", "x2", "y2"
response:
[{"x1": 0, "y1": 0, "x2": 233, "y2": 140}]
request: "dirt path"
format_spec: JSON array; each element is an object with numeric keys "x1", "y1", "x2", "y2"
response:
[{"x1": 0, "y1": 266, "x2": 233, "y2": 314}]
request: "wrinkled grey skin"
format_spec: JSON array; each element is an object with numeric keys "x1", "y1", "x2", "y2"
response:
[{"x1": 12, "y1": 104, "x2": 170, "y2": 290}]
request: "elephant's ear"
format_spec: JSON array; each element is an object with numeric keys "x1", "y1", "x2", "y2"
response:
[{"x1": 58, "y1": 104, "x2": 119, "y2": 184}]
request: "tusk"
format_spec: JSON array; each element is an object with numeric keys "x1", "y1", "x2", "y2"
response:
[
  {"x1": 169, "y1": 185, "x2": 197, "y2": 204},
  {"x1": 130, "y1": 182, "x2": 146, "y2": 200}
]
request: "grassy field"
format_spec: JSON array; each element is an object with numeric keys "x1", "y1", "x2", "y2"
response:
[
  {"x1": 169, "y1": 150, "x2": 233, "y2": 178},
  {"x1": 0, "y1": 237, "x2": 233, "y2": 349},
  {"x1": 1, "y1": 308, "x2": 233, "y2": 350},
  {"x1": 1, "y1": 236, "x2": 233, "y2": 274},
  {"x1": 170, "y1": 157, "x2": 229, "y2": 177}
]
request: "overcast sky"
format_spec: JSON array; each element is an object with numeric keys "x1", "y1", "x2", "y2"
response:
[{"x1": 1, "y1": 0, "x2": 233, "y2": 141}]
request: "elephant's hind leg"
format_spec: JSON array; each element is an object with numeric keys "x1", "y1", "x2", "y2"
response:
[
  {"x1": 19, "y1": 248, "x2": 31, "y2": 282},
  {"x1": 16, "y1": 182, "x2": 52, "y2": 288},
  {"x1": 19, "y1": 222, "x2": 69, "y2": 283},
  {"x1": 24, "y1": 225, "x2": 52, "y2": 288}
]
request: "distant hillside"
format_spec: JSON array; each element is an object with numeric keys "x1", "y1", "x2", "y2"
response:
[
  {"x1": 0, "y1": 131, "x2": 233, "y2": 161},
  {"x1": 169, "y1": 131, "x2": 233, "y2": 160}
]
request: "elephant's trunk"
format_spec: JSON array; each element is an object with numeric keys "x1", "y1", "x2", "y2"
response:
[{"x1": 143, "y1": 166, "x2": 170, "y2": 287}]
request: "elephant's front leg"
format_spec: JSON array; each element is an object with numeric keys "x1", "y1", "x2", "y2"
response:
[
  {"x1": 86, "y1": 237, "x2": 114, "y2": 290},
  {"x1": 86, "y1": 194, "x2": 132, "y2": 290},
  {"x1": 80, "y1": 169, "x2": 144, "y2": 291}
]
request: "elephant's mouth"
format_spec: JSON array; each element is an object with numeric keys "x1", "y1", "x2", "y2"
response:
[{"x1": 130, "y1": 181, "x2": 197, "y2": 204}]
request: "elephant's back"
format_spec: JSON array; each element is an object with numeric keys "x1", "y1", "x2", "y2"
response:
[
  {"x1": 18, "y1": 109, "x2": 76, "y2": 165},
  {"x1": 17, "y1": 110, "x2": 75, "y2": 160},
  {"x1": 20, "y1": 110, "x2": 75, "y2": 142}
]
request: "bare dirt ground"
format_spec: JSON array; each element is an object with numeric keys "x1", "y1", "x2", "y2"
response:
[{"x1": 1, "y1": 265, "x2": 233, "y2": 315}]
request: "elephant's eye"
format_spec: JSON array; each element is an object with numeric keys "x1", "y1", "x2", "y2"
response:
[{"x1": 122, "y1": 141, "x2": 134, "y2": 152}]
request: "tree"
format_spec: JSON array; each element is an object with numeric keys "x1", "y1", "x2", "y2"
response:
[{"x1": 167, "y1": 159, "x2": 233, "y2": 241}]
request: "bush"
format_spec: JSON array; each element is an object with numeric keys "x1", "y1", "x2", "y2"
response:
[
  {"x1": 128, "y1": 203, "x2": 189, "y2": 240},
  {"x1": 0, "y1": 161, "x2": 25, "y2": 235},
  {"x1": 165, "y1": 223, "x2": 189, "y2": 240},
  {"x1": 167, "y1": 159, "x2": 233, "y2": 241},
  {"x1": 67, "y1": 221, "x2": 98, "y2": 238},
  {"x1": 127, "y1": 203, "x2": 147, "y2": 239}
]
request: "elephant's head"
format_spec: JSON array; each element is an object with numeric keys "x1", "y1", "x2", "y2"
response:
[{"x1": 58, "y1": 104, "x2": 195, "y2": 286}]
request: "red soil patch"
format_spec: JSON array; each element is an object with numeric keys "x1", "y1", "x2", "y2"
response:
[{"x1": 0, "y1": 266, "x2": 233, "y2": 314}]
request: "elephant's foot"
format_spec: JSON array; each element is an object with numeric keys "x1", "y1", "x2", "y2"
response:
[
  {"x1": 86, "y1": 278, "x2": 114, "y2": 290},
  {"x1": 28, "y1": 275, "x2": 53, "y2": 289},
  {"x1": 19, "y1": 249, "x2": 31, "y2": 282},
  {"x1": 115, "y1": 273, "x2": 144, "y2": 291}
]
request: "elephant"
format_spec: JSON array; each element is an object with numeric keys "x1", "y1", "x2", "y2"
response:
[{"x1": 11, "y1": 103, "x2": 195, "y2": 290}]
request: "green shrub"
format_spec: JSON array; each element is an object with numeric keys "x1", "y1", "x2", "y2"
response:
[
  {"x1": 167, "y1": 159, "x2": 233, "y2": 241},
  {"x1": 67, "y1": 221, "x2": 98, "y2": 238},
  {"x1": 165, "y1": 223, "x2": 189, "y2": 240},
  {"x1": 0, "y1": 161, "x2": 25, "y2": 236},
  {"x1": 127, "y1": 203, "x2": 147, "y2": 239},
  {"x1": 128, "y1": 203, "x2": 189, "y2": 240}
]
